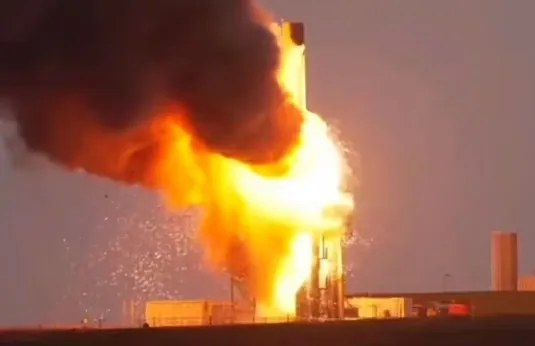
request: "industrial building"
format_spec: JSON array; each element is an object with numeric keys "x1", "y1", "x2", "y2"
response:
[
  {"x1": 346, "y1": 291, "x2": 535, "y2": 317},
  {"x1": 344, "y1": 297, "x2": 413, "y2": 319}
]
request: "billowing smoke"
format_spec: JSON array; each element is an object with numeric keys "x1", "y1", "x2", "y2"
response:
[
  {"x1": 0, "y1": 0, "x2": 303, "y2": 185},
  {"x1": 0, "y1": 1, "x2": 350, "y2": 310}
]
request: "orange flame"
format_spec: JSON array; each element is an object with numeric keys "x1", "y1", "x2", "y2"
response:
[{"x1": 151, "y1": 24, "x2": 353, "y2": 316}]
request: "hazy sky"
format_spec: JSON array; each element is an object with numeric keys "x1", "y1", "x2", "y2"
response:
[{"x1": 1, "y1": 0, "x2": 535, "y2": 325}]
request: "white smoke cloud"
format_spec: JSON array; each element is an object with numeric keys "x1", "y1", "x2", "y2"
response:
[{"x1": 0, "y1": 101, "x2": 49, "y2": 170}]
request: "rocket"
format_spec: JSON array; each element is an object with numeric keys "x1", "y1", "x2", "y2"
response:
[{"x1": 280, "y1": 21, "x2": 345, "y2": 321}]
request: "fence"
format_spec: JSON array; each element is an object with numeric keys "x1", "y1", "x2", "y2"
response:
[{"x1": 145, "y1": 313, "x2": 296, "y2": 327}]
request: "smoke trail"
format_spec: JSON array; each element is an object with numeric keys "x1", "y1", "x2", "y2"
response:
[{"x1": 0, "y1": 0, "x2": 303, "y2": 184}]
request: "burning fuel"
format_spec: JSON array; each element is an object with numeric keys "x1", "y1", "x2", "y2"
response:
[{"x1": 0, "y1": 0, "x2": 354, "y2": 314}]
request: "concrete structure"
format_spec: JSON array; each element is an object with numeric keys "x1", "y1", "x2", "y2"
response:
[{"x1": 491, "y1": 231, "x2": 518, "y2": 291}]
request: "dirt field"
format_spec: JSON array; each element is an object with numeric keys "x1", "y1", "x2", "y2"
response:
[{"x1": 0, "y1": 316, "x2": 534, "y2": 346}]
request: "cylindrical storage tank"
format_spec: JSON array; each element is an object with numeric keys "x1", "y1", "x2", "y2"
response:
[{"x1": 491, "y1": 231, "x2": 518, "y2": 291}]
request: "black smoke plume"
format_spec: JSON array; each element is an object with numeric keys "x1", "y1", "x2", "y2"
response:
[{"x1": 0, "y1": 0, "x2": 303, "y2": 184}]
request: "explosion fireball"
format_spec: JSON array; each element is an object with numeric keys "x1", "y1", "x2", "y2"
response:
[
  {"x1": 146, "y1": 35, "x2": 353, "y2": 313},
  {"x1": 0, "y1": 0, "x2": 354, "y2": 314}
]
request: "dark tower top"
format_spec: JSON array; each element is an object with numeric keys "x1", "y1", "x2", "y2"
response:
[{"x1": 284, "y1": 22, "x2": 305, "y2": 46}]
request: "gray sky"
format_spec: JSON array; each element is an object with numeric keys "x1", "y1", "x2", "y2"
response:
[{"x1": 1, "y1": 0, "x2": 535, "y2": 325}]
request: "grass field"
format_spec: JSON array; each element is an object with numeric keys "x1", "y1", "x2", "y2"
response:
[{"x1": 0, "y1": 316, "x2": 534, "y2": 346}]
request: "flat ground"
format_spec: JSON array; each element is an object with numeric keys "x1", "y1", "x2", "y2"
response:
[{"x1": 0, "y1": 316, "x2": 534, "y2": 346}]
